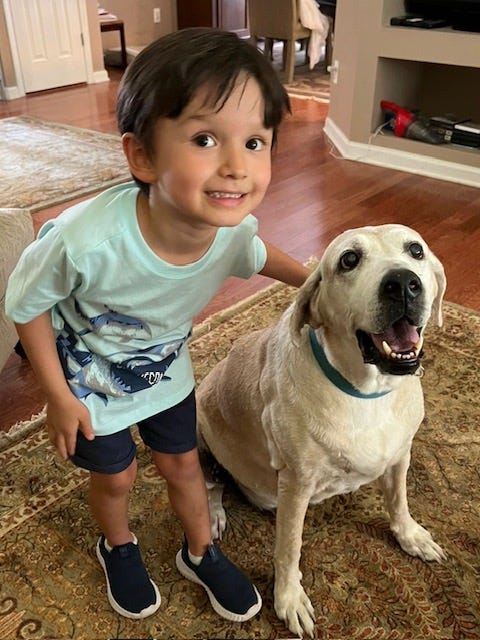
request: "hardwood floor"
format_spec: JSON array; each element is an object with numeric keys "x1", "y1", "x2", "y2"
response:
[{"x1": 1, "y1": 69, "x2": 480, "y2": 432}]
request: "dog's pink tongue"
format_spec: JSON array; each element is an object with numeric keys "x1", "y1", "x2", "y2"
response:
[{"x1": 373, "y1": 320, "x2": 420, "y2": 352}]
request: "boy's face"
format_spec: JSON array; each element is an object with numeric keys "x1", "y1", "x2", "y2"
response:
[{"x1": 143, "y1": 75, "x2": 274, "y2": 229}]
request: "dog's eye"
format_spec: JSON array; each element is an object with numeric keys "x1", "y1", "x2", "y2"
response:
[
  {"x1": 339, "y1": 250, "x2": 360, "y2": 271},
  {"x1": 408, "y1": 242, "x2": 424, "y2": 260}
]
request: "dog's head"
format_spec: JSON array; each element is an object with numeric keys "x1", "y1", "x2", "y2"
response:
[{"x1": 291, "y1": 224, "x2": 446, "y2": 376}]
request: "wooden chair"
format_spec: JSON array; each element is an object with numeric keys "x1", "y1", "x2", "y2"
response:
[{"x1": 247, "y1": 0, "x2": 311, "y2": 84}]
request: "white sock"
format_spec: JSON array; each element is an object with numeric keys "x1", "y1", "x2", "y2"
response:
[
  {"x1": 104, "y1": 532, "x2": 136, "y2": 552},
  {"x1": 188, "y1": 549, "x2": 204, "y2": 566}
]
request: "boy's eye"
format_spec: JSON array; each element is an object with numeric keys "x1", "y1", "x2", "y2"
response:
[
  {"x1": 246, "y1": 137, "x2": 266, "y2": 151},
  {"x1": 193, "y1": 134, "x2": 215, "y2": 148}
]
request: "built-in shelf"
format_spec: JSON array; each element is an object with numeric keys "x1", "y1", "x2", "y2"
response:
[
  {"x1": 325, "y1": 0, "x2": 480, "y2": 187},
  {"x1": 379, "y1": 25, "x2": 480, "y2": 67},
  {"x1": 374, "y1": 131, "x2": 480, "y2": 167}
]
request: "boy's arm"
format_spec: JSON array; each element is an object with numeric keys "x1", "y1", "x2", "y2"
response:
[
  {"x1": 15, "y1": 312, "x2": 94, "y2": 459},
  {"x1": 258, "y1": 240, "x2": 311, "y2": 288}
]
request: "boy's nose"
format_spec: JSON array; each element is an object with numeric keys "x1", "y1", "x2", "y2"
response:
[{"x1": 218, "y1": 147, "x2": 247, "y2": 179}]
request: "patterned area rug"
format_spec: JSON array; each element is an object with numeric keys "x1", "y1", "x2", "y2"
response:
[
  {"x1": 284, "y1": 65, "x2": 331, "y2": 103},
  {"x1": 261, "y1": 39, "x2": 331, "y2": 103},
  {"x1": 0, "y1": 116, "x2": 130, "y2": 212},
  {"x1": 1, "y1": 283, "x2": 479, "y2": 640}
]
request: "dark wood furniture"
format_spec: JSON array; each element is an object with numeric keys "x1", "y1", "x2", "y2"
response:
[
  {"x1": 177, "y1": 0, "x2": 249, "y2": 38},
  {"x1": 100, "y1": 18, "x2": 127, "y2": 69}
]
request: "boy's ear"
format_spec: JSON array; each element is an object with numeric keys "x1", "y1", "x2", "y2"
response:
[{"x1": 122, "y1": 133, "x2": 156, "y2": 185}]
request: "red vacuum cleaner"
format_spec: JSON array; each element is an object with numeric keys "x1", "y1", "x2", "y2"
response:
[{"x1": 381, "y1": 100, "x2": 444, "y2": 144}]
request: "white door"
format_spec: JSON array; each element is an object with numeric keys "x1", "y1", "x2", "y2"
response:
[{"x1": 9, "y1": 0, "x2": 87, "y2": 93}]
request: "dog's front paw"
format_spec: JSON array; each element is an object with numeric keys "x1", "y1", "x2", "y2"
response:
[
  {"x1": 210, "y1": 506, "x2": 226, "y2": 540},
  {"x1": 393, "y1": 519, "x2": 446, "y2": 562},
  {"x1": 274, "y1": 582, "x2": 315, "y2": 638}
]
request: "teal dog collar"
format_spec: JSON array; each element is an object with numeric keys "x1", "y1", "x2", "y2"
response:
[{"x1": 309, "y1": 328, "x2": 391, "y2": 400}]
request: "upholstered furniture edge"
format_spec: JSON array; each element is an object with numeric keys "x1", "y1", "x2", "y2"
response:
[{"x1": 0, "y1": 208, "x2": 34, "y2": 371}]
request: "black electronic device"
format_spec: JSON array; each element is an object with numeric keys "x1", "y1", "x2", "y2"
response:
[
  {"x1": 429, "y1": 116, "x2": 480, "y2": 146},
  {"x1": 391, "y1": 14, "x2": 449, "y2": 26},
  {"x1": 404, "y1": 0, "x2": 480, "y2": 31},
  {"x1": 452, "y1": 121, "x2": 480, "y2": 147},
  {"x1": 429, "y1": 115, "x2": 469, "y2": 141}
]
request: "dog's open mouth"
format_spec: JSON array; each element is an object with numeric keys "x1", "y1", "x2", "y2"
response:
[{"x1": 356, "y1": 317, "x2": 424, "y2": 375}]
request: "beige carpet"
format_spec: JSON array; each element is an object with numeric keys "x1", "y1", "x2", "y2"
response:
[
  {"x1": 0, "y1": 116, "x2": 130, "y2": 212},
  {"x1": 1, "y1": 283, "x2": 479, "y2": 639}
]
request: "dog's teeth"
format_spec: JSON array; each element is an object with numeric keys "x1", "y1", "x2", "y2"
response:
[
  {"x1": 382, "y1": 341, "x2": 417, "y2": 361},
  {"x1": 382, "y1": 341, "x2": 392, "y2": 357},
  {"x1": 414, "y1": 336, "x2": 423, "y2": 356}
]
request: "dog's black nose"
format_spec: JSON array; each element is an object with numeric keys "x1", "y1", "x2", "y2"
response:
[{"x1": 380, "y1": 269, "x2": 422, "y2": 302}]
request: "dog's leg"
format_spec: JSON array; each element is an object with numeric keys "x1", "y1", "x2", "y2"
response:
[
  {"x1": 197, "y1": 435, "x2": 227, "y2": 540},
  {"x1": 206, "y1": 481, "x2": 226, "y2": 540},
  {"x1": 380, "y1": 452, "x2": 446, "y2": 562},
  {"x1": 274, "y1": 467, "x2": 316, "y2": 638}
]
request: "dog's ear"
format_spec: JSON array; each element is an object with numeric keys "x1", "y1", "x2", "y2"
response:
[
  {"x1": 430, "y1": 252, "x2": 447, "y2": 327},
  {"x1": 290, "y1": 267, "x2": 324, "y2": 341}
]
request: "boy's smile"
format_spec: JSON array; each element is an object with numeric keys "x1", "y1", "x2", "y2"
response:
[
  {"x1": 205, "y1": 191, "x2": 246, "y2": 207},
  {"x1": 126, "y1": 75, "x2": 274, "y2": 263}
]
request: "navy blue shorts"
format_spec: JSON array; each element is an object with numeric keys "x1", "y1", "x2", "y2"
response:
[{"x1": 70, "y1": 389, "x2": 197, "y2": 475}]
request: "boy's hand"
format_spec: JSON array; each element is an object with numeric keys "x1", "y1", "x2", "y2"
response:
[
  {"x1": 14, "y1": 314, "x2": 95, "y2": 459},
  {"x1": 46, "y1": 395, "x2": 95, "y2": 460}
]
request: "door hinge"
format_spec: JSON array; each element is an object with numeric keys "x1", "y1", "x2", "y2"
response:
[{"x1": 80, "y1": 32, "x2": 84, "y2": 46}]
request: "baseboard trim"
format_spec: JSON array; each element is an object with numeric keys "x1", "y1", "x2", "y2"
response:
[
  {"x1": 2, "y1": 85, "x2": 25, "y2": 100},
  {"x1": 324, "y1": 117, "x2": 480, "y2": 189},
  {"x1": 90, "y1": 70, "x2": 110, "y2": 84},
  {"x1": 1, "y1": 72, "x2": 108, "y2": 98}
]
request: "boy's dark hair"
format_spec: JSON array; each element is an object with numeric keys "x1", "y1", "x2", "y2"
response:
[{"x1": 117, "y1": 28, "x2": 291, "y2": 195}]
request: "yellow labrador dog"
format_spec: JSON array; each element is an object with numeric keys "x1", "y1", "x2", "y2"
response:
[{"x1": 196, "y1": 224, "x2": 447, "y2": 637}]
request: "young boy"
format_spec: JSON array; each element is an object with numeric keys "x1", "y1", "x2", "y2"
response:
[{"x1": 6, "y1": 28, "x2": 310, "y2": 622}]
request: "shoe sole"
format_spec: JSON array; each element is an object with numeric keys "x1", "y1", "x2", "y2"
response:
[
  {"x1": 175, "y1": 550, "x2": 262, "y2": 622},
  {"x1": 96, "y1": 539, "x2": 161, "y2": 619}
]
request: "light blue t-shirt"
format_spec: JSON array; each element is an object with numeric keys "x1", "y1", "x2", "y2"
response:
[{"x1": 6, "y1": 182, "x2": 267, "y2": 435}]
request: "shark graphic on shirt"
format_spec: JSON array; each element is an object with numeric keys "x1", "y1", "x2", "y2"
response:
[{"x1": 56, "y1": 306, "x2": 189, "y2": 403}]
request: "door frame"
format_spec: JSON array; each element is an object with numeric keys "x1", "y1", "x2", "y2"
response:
[{"x1": 2, "y1": 0, "x2": 98, "y2": 99}]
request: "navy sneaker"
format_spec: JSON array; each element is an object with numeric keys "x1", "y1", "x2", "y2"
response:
[
  {"x1": 96, "y1": 535, "x2": 161, "y2": 619},
  {"x1": 175, "y1": 540, "x2": 262, "y2": 622}
]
